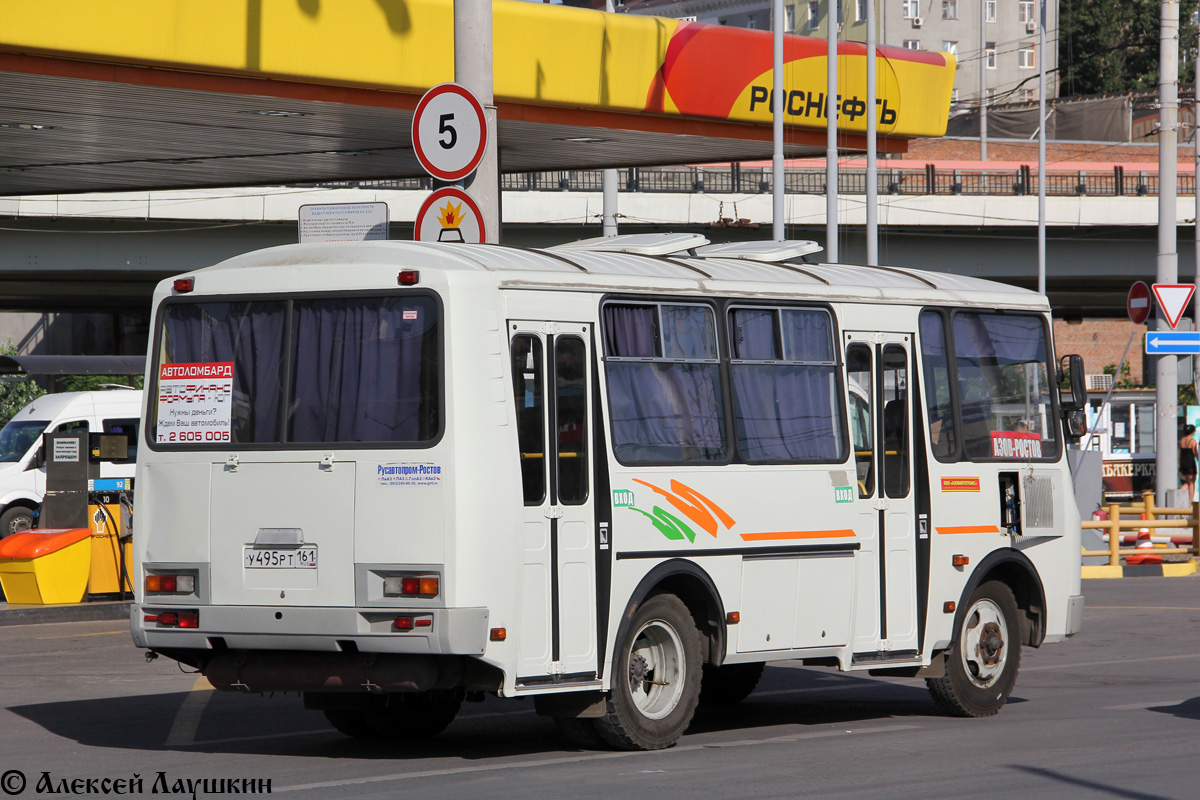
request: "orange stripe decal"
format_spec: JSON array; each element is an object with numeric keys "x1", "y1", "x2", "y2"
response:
[
  {"x1": 936, "y1": 525, "x2": 1002, "y2": 535},
  {"x1": 740, "y1": 529, "x2": 856, "y2": 541}
]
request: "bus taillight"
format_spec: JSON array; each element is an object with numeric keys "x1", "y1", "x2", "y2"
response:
[
  {"x1": 383, "y1": 575, "x2": 439, "y2": 598},
  {"x1": 145, "y1": 574, "x2": 195, "y2": 594}
]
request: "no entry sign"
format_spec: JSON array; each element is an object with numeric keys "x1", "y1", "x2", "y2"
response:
[{"x1": 1127, "y1": 281, "x2": 1151, "y2": 325}]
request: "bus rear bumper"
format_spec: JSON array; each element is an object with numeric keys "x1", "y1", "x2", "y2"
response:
[{"x1": 132, "y1": 604, "x2": 490, "y2": 656}]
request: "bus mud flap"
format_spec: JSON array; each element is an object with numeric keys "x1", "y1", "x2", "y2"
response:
[{"x1": 204, "y1": 652, "x2": 458, "y2": 694}]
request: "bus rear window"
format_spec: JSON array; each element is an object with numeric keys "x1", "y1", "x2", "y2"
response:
[{"x1": 153, "y1": 295, "x2": 440, "y2": 447}]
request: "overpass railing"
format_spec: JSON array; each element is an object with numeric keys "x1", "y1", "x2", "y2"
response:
[{"x1": 328, "y1": 165, "x2": 1195, "y2": 197}]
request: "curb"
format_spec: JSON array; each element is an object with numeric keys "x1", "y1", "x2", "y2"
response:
[
  {"x1": 1082, "y1": 561, "x2": 1199, "y2": 579},
  {"x1": 0, "y1": 600, "x2": 131, "y2": 626}
]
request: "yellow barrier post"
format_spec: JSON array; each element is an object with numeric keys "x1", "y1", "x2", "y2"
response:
[
  {"x1": 1108, "y1": 503, "x2": 1121, "y2": 567},
  {"x1": 1193, "y1": 501, "x2": 1200, "y2": 559}
]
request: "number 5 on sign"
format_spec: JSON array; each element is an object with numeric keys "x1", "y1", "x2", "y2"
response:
[{"x1": 412, "y1": 83, "x2": 487, "y2": 182}]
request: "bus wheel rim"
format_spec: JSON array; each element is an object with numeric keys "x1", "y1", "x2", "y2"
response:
[
  {"x1": 960, "y1": 597, "x2": 1007, "y2": 688},
  {"x1": 627, "y1": 619, "x2": 685, "y2": 720}
]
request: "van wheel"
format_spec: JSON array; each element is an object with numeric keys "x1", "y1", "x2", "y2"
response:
[
  {"x1": 926, "y1": 580, "x2": 1022, "y2": 717},
  {"x1": 322, "y1": 709, "x2": 381, "y2": 739},
  {"x1": 595, "y1": 593, "x2": 703, "y2": 751},
  {"x1": 699, "y1": 662, "x2": 765, "y2": 706},
  {"x1": 368, "y1": 688, "x2": 465, "y2": 740},
  {"x1": 0, "y1": 506, "x2": 34, "y2": 538}
]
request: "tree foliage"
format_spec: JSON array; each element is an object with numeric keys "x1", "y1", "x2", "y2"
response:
[
  {"x1": 0, "y1": 343, "x2": 45, "y2": 426},
  {"x1": 1059, "y1": 0, "x2": 1198, "y2": 97}
]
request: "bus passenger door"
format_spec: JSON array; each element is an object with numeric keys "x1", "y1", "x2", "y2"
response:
[
  {"x1": 509, "y1": 322, "x2": 599, "y2": 685},
  {"x1": 846, "y1": 332, "x2": 920, "y2": 662}
]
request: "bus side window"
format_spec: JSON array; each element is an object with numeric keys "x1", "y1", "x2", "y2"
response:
[
  {"x1": 881, "y1": 345, "x2": 910, "y2": 498},
  {"x1": 511, "y1": 336, "x2": 546, "y2": 505},
  {"x1": 555, "y1": 336, "x2": 588, "y2": 505},
  {"x1": 846, "y1": 343, "x2": 875, "y2": 497}
]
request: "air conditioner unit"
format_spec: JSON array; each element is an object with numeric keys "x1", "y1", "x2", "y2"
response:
[
  {"x1": 912, "y1": 16, "x2": 923, "y2": 26},
  {"x1": 1086, "y1": 374, "x2": 1113, "y2": 392},
  {"x1": 1025, "y1": 20, "x2": 1037, "y2": 32}
]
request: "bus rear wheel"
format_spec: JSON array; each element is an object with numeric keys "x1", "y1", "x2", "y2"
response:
[
  {"x1": 926, "y1": 580, "x2": 1021, "y2": 717},
  {"x1": 596, "y1": 593, "x2": 702, "y2": 751},
  {"x1": 368, "y1": 688, "x2": 464, "y2": 740},
  {"x1": 322, "y1": 708, "x2": 381, "y2": 739}
]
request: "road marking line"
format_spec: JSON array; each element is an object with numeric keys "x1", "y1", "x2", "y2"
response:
[
  {"x1": 34, "y1": 630, "x2": 127, "y2": 640},
  {"x1": 273, "y1": 724, "x2": 919, "y2": 793},
  {"x1": 1025, "y1": 652, "x2": 1200, "y2": 671},
  {"x1": 1104, "y1": 700, "x2": 1187, "y2": 710},
  {"x1": 164, "y1": 676, "x2": 214, "y2": 747},
  {"x1": 1088, "y1": 606, "x2": 1200, "y2": 611}
]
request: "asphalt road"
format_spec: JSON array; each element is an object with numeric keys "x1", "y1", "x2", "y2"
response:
[{"x1": 2, "y1": 577, "x2": 1199, "y2": 800}]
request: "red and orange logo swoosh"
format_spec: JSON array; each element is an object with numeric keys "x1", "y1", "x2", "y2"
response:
[{"x1": 623, "y1": 479, "x2": 854, "y2": 543}]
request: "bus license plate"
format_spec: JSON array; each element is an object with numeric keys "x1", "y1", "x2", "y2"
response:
[{"x1": 244, "y1": 546, "x2": 318, "y2": 569}]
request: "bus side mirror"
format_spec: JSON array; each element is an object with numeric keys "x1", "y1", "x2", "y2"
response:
[
  {"x1": 1059, "y1": 354, "x2": 1086, "y2": 410},
  {"x1": 27, "y1": 450, "x2": 45, "y2": 471},
  {"x1": 1064, "y1": 409, "x2": 1087, "y2": 440}
]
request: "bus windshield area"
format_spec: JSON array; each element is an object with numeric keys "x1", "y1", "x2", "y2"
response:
[
  {"x1": 153, "y1": 295, "x2": 440, "y2": 446},
  {"x1": 0, "y1": 419, "x2": 48, "y2": 462},
  {"x1": 921, "y1": 310, "x2": 1058, "y2": 462}
]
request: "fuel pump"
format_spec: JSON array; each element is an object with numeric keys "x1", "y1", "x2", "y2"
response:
[{"x1": 41, "y1": 431, "x2": 133, "y2": 598}]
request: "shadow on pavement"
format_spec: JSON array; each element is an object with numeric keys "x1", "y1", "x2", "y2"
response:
[{"x1": 7, "y1": 665, "x2": 959, "y2": 761}]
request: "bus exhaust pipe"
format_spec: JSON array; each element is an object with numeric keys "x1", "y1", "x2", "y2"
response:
[{"x1": 204, "y1": 652, "x2": 459, "y2": 694}]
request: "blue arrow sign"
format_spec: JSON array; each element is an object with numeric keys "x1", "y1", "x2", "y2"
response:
[{"x1": 1146, "y1": 331, "x2": 1200, "y2": 354}]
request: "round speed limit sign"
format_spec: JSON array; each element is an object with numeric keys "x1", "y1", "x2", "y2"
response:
[{"x1": 412, "y1": 83, "x2": 488, "y2": 182}]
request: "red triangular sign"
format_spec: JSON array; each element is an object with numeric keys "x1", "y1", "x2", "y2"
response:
[{"x1": 1153, "y1": 284, "x2": 1196, "y2": 329}]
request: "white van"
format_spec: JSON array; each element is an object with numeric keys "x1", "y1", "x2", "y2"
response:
[{"x1": 0, "y1": 388, "x2": 142, "y2": 535}]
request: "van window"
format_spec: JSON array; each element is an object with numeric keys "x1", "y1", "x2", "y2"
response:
[{"x1": 0, "y1": 420, "x2": 49, "y2": 462}]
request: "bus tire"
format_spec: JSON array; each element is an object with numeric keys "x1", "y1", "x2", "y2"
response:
[
  {"x1": 0, "y1": 505, "x2": 34, "y2": 538},
  {"x1": 596, "y1": 593, "x2": 702, "y2": 750},
  {"x1": 369, "y1": 688, "x2": 464, "y2": 740},
  {"x1": 926, "y1": 580, "x2": 1021, "y2": 718},
  {"x1": 322, "y1": 709, "x2": 381, "y2": 739},
  {"x1": 699, "y1": 662, "x2": 764, "y2": 706}
]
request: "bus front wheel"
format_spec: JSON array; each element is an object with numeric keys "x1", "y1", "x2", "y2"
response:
[
  {"x1": 596, "y1": 593, "x2": 703, "y2": 750},
  {"x1": 926, "y1": 580, "x2": 1021, "y2": 717}
]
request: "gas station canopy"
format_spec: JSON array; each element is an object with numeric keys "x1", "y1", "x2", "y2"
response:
[{"x1": 0, "y1": 0, "x2": 955, "y2": 195}]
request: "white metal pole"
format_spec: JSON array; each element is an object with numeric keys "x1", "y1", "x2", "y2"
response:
[
  {"x1": 455, "y1": 0, "x2": 500, "y2": 242},
  {"x1": 603, "y1": 0, "x2": 618, "y2": 237},
  {"x1": 866, "y1": 0, "x2": 877, "y2": 264},
  {"x1": 774, "y1": 0, "x2": 785, "y2": 241},
  {"x1": 1037, "y1": 0, "x2": 1046, "y2": 296},
  {"x1": 1156, "y1": 0, "x2": 1180, "y2": 505},
  {"x1": 826, "y1": 0, "x2": 838, "y2": 261},
  {"x1": 980, "y1": 0, "x2": 987, "y2": 160}
]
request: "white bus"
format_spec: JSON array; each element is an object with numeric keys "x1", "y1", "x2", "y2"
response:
[{"x1": 131, "y1": 234, "x2": 1086, "y2": 751}]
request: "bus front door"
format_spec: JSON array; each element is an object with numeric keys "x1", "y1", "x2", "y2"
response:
[
  {"x1": 845, "y1": 332, "x2": 920, "y2": 663},
  {"x1": 509, "y1": 322, "x2": 599, "y2": 686}
]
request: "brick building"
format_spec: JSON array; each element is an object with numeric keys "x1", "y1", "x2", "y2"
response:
[{"x1": 1053, "y1": 318, "x2": 1149, "y2": 387}]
